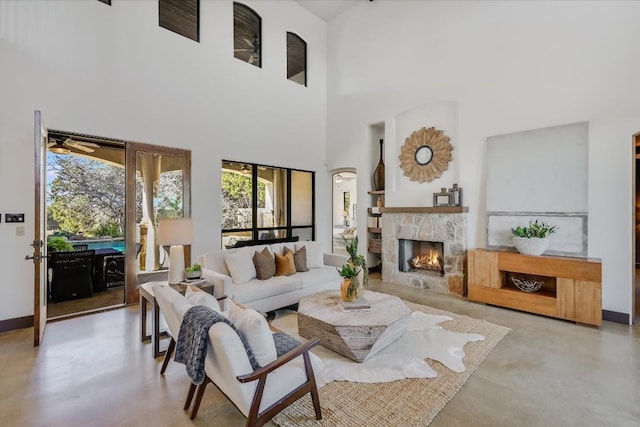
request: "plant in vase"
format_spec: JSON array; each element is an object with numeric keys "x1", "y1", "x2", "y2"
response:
[
  {"x1": 337, "y1": 263, "x2": 361, "y2": 303},
  {"x1": 511, "y1": 220, "x2": 558, "y2": 256},
  {"x1": 184, "y1": 263, "x2": 202, "y2": 280},
  {"x1": 343, "y1": 236, "x2": 368, "y2": 296}
]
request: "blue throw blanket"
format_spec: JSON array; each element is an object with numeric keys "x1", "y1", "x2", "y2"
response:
[{"x1": 174, "y1": 305, "x2": 260, "y2": 385}]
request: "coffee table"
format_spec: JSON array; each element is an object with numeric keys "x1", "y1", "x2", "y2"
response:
[{"x1": 298, "y1": 290, "x2": 411, "y2": 362}]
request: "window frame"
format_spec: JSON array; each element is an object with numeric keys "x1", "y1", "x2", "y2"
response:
[
  {"x1": 221, "y1": 160, "x2": 315, "y2": 247},
  {"x1": 286, "y1": 31, "x2": 307, "y2": 86},
  {"x1": 233, "y1": 2, "x2": 262, "y2": 68}
]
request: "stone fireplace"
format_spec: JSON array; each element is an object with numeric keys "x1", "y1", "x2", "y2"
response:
[{"x1": 380, "y1": 207, "x2": 467, "y2": 295}]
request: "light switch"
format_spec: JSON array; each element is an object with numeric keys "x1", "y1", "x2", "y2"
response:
[{"x1": 16, "y1": 226, "x2": 24, "y2": 236}]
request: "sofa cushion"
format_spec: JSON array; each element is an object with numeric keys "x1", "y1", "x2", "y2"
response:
[
  {"x1": 253, "y1": 247, "x2": 276, "y2": 280},
  {"x1": 284, "y1": 246, "x2": 308, "y2": 272},
  {"x1": 227, "y1": 299, "x2": 277, "y2": 366},
  {"x1": 296, "y1": 266, "x2": 341, "y2": 289},
  {"x1": 295, "y1": 241, "x2": 323, "y2": 269},
  {"x1": 275, "y1": 251, "x2": 296, "y2": 276},
  {"x1": 232, "y1": 276, "x2": 302, "y2": 304},
  {"x1": 224, "y1": 248, "x2": 257, "y2": 284},
  {"x1": 185, "y1": 284, "x2": 221, "y2": 312}
]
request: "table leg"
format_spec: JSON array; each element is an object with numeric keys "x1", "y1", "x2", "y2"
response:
[
  {"x1": 140, "y1": 295, "x2": 150, "y2": 342},
  {"x1": 152, "y1": 300, "x2": 169, "y2": 358},
  {"x1": 153, "y1": 300, "x2": 161, "y2": 358}
]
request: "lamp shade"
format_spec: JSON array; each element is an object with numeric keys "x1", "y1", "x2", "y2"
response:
[{"x1": 157, "y1": 218, "x2": 194, "y2": 246}]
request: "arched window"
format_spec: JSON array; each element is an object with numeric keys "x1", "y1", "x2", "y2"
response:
[
  {"x1": 233, "y1": 3, "x2": 261, "y2": 67},
  {"x1": 287, "y1": 32, "x2": 306, "y2": 86}
]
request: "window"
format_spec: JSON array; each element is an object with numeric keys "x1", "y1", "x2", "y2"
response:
[
  {"x1": 221, "y1": 160, "x2": 314, "y2": 248},
  {"x1": 159, "y1": 0, "x2": 200, "y2": 42},
  {"x1": 234, "y1": 3, "x2": 261, "y2": 67},
  {"x1": 287, "y1": 32, "x2": 307, "y2": 86}
]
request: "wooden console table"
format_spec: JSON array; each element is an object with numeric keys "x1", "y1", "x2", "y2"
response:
[{"x1": 468, "y1": 249, "x2": 602, "y2": 326}]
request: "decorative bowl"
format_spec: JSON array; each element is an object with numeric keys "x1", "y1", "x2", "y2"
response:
[
  {"x1": 510, "y1": 274, "x2": 544, "y2": 293},
  {"x1": 184, "y1": 270, "x2": 201, "y2": 280},
  {"x1": 512, "y1": 236, "x2": 549, "y2": 256}
]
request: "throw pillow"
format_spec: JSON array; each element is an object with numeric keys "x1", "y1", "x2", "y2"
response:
[
  {"x1": 274, "y1": 251, "x2": 296, "y2": 276},
  {"x1": 284, "y1": 246, "x2": 309, "y2": 272},
  {"x1": 184, "y1": 285, "x2": 221, "y2": 312},
  {"x1": 227, "y1": 299, "x2": 277, "y2": 366},
  {"x1": 296, "y1": 241, "x2": 323, "y2": 269},
  {"x1": 224, "y1": 248, "x2": 256, "y2": 284},
  {"x1": 253, "y1": 247, "x2": 276, "y2": 280}
]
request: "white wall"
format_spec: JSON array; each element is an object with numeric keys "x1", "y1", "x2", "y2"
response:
[
  {"x1": 0, "y1": 0, "x2": 328, "y2": 322},
  {"x1": 326, "y1": 1, "x2": 640, "y2": 317}
]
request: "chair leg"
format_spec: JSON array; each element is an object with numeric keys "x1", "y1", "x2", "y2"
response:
[
  {"x1": 190, "y1": 377, "x2": 211, "y2": 420},
  {"x1": 303, "y1": 352, "x2": 322, "y2": 420},
  {"x1": 160, "y1": 337, "x2": 175, "y2": 375},
  {"x1": 184, "y1": 382, "x2": 197, "y2": 411}
]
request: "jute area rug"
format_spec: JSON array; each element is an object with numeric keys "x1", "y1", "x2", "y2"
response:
[{"x1": 271, "y1": 301, "x2": 510, "y2": 427}]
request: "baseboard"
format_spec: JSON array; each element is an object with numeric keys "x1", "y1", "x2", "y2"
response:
[
  {"x1": 0, "y1": 315, "x2": 33, "y2": 333},
  {"x1": 602, "y1": 310, "x2": 630, "y2": 325}
]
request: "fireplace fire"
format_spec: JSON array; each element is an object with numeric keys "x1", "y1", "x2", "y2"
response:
[
  {"x1": 411, "y1": 250, "x2": 442, "y2": 272},
  {"x1": 399, "y1": 239, "x2": 445, "y2": 276}
]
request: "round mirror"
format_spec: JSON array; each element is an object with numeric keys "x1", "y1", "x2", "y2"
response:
[{"x1": 414, "y1": 145, "x2": 433, "y2": 165}]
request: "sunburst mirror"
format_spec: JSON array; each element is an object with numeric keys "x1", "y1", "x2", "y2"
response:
[{"x1": 399, "y1": 126, "x2": 453, "y2": 183}]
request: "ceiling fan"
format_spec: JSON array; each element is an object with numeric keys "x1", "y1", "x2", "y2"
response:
[
  {"x1": 234, "y1": 35, "x2": 260, "y2": 64},
  {"x1": 48, "y1": 137, "x2": 99, "y2": 154}
]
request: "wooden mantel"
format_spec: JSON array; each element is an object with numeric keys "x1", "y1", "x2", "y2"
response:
[{"x1": 380, "y1": 206, "x2": 469, "y2": 214}]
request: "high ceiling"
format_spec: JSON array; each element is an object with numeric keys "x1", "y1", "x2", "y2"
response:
[{"x1": 295, "y1": 0, "x2": 360, "y2": 22}]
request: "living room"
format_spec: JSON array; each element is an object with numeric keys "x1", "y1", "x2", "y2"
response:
[{"x1": 0, "y1": 0, "x2": 639, "y2": 425}]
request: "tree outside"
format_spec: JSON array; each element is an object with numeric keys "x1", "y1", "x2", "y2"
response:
[
  {"x1": 221, "y1": 171, "x2": 265, "y2": 229},
  {"x1": 48, "y1": 153, "x2": 183, "y2": 238}
]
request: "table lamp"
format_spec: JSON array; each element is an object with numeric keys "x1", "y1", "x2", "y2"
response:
[{"x1": 157, "y1": 218, "x2": 194, "y2": 284}]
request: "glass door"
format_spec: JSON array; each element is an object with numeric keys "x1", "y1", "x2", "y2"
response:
[{"x1": 125, "y1": 143, "x2": 190, "y2": 302}]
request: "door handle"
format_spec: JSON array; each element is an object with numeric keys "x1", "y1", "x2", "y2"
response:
[{"x1": 25, "y1": 254, "x2": 45, "y2": 262}]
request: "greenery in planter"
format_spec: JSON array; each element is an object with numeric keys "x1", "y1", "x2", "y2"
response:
[
  {"x1": 511, "y1": 220, "x2": 557, "y2": 239},
  {"x1": 343, "y1": 236, "x2": 368, "y2": 289},
  {"x1": 47, "y1": 236, "x2": 74, "y2": 252},
  {"x1": 337, "y1": 263, "x2": 361, "y2": 279},
  {"x1": 185, "y1": 263, "x2": 202, "y2": 273}
]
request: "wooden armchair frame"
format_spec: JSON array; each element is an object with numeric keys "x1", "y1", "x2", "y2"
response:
[{"x1": 185, "y1": 338, "x2": 322, "y2": 427}]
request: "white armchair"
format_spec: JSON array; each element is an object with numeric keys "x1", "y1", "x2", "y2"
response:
[{"x1": 154, "y1": 285, "x2": 324, "y2": 426}]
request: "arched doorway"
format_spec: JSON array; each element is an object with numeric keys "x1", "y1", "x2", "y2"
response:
[{"x1": 331, "y1": 170, "x2": 357, "y2": 256}]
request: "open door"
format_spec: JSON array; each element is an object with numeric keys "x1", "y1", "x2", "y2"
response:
[{"x1": 29, "y1": 110, "x2": 48, "y2": 346}]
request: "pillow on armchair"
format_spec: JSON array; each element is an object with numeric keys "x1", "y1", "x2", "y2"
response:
[
  {"x1": 227, "y1": 299, "x2": 277, "y2": 366},
  {"x1": 185, "y1": 285, "x2": 221, "y2": 312}
]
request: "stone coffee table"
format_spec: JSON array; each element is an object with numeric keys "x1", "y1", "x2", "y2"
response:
[{"x1": 297, "y1": 290, "x2": 411, "y2": 362}]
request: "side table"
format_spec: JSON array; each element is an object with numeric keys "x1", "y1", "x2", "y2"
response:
[{"x1": 139, "y1": 280, "x2": 222, "y2": 358}]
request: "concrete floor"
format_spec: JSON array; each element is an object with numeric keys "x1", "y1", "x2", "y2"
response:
[{"x1": 1, "y1": 276, "x2": 639, "y2": 426}]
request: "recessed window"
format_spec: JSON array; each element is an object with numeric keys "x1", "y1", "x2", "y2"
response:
[
  {"x1": 221, "y1": 160, "x2": 314, "y2": 248},
  {"x1": 234, "y1": 3, "x2": 261, "y2": 67},
  {"x1": 287, "y1": 32, "x2": 307, "y2": 86},
  {"x1": 159, "y1": 0, "x2": 200, "y2": 42}
]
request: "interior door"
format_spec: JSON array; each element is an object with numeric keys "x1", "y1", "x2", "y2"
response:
[{"x1": 31, "y1": 110, "x2": 48, "y2": 346}]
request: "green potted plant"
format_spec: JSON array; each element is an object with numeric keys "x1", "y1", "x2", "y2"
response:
[
  {"x1": 337, "y1": 263, "x2": 361, "y2": 302},
  {"x1": 184, "y1": 263, "x2": 202, "y2": 280},
  {"x1": 343, "y1": 236, "x2": 368, "y2": 296},
  {"x1": 511, "y1": 219, "x2": 558, "y2": 256},
  {"x1": 47, "y1": 236, "x2": 74, "y2": 252}
]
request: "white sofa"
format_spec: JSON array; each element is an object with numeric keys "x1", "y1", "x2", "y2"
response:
[{"x1": 198, "y1": 241, "x2": 346, "y2": 313}]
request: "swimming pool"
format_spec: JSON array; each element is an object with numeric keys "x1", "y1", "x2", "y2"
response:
[{"x1": 83, "y1": 239, "x2": 125, "y2": 252}]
